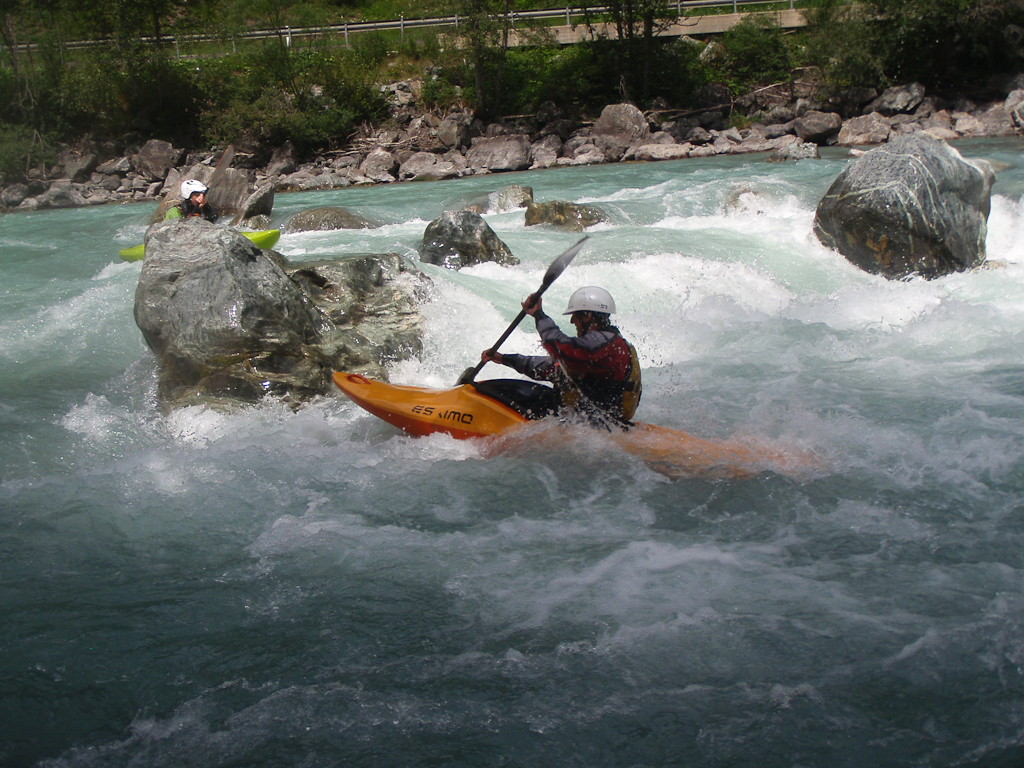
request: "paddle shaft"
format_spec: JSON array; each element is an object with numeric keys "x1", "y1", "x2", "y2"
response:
[{"x1": 457, "y1": 236, "x2": 587, "y2": 385}]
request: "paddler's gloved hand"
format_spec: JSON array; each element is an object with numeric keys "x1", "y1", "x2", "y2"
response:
[
  {"x1": 481, "y1": 349, "x2": 504, "y2": 365},
  {"x1": 522, "y1": 293, "x2": 543, "y2": 316}
]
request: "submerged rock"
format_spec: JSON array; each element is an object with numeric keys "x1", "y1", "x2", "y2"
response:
[
  {"x1": 419, "y1": 210, "x2": 518, "y2": 269},
  {"x1": 285, "y1": 206, "x2": 381, "y2": 232},
  {"x1": 813, "y1": 133, "x2": 994, "y2": 279},
  {"x1": 461, "y1": 184, "x2": 535, "y2": 214},
  {"x1": 524, "y1": 200, "x2": 608, "y2": 231}
]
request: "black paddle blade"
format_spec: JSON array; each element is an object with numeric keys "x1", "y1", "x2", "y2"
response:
[
  {"x1": 542, "y1": 235, "x2": 588, "y2": 288},
  {"x1": 455, "y1": 365, "x2": 478, "y2": 386},
  {"x1": 457, "y1": 236, "x2": 589, "y2": 386}
]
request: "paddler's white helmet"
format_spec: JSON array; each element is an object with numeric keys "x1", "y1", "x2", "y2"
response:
[
  {"x1": 564, "y1": 286, "x2": 616, "y2": 315},
  {"x1": 180, "y1": 179, "x2": 208, "y2": 198}
]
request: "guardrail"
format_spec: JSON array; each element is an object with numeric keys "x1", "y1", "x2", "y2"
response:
[{"x1": 3, "y1": 0, "x2": 800, "y2": 54}]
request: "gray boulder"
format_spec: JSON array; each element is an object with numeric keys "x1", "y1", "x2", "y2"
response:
[
  {"x1": 134, "y1": 220, "x2": 427, "y2": 407},
  {"x1": 360, "y1": 148, "x2": 398, "y2": 183},
  {"x1": 766, "y1": 139, "x2": 820, "y2": 162},
  {"x1": 524, "y1": 200, "x2": 608, "y2": 231},
  {"x1": 866, "y1": 83, "x2": 926, "y2": 115},
  {"x1": 61, "y1": 152, "x2": 98, "y2": 183},
  {"x1": 420, "y1": 210, "x2": 518, "y2": 269},
  {"x1": 593, "y1": 103, "x2": 650, "y2": 162},
  {"x1": 634, "y1": 144, "x2": 691, "y2": 161},
  {"x1": 134, "y1": 139, "x2": 185, "y2": 181},
  {"x1": 30, "y1": 180, "x2": 89, "y2": 209},
  {"x1": 239, "y1": 183, "x2": 275, "y2": 222},
  {"x1": 397, "y1": 151, "x2": 461, "y2": 181},
  {"x1": 813, "y1": 133, "x2": 994, "y2": 279},
  {"x1": 837, "y1": 113, "x2": 892, "y2": 146},
  {"x1": 266, "y1": 141, "x2": 298, "y2": 176},
  {"x1": 793, "y1": 111, "x2": 843, "y2": 144},
  {"x1": 437, "y1": 112, "x2": 474, "y2": 150},
  {"x1": 2, "y1": 183, "x2": 30, "y2": 207},
  {"x1": 285, "y1": 206, "x2": 380, "y2": 232},
  {"x1": 96, "y1": 156, "x2": 132, "y2": 175},
  {"x1": 462, "y1": 184, "x2": 534, "y2": 214},
  {"x1": 286, "y1": 255, "x2": 427, "y2": 375},
  {"x1": 1006, "y1": 89, "x2": 1024, "y2": 129},
  {"x1": 530, "y1": 135, "x2": 562, "y2": 169},
  {"x1": 465, "y1": 135, "x2": 532, "y2": 172}
]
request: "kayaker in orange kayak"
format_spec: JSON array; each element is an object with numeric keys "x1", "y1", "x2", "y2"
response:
[{"x1": 481, "y1": 286, "x2": 642, "y2": 428}]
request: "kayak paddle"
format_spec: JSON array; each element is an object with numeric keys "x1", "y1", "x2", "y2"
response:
[{"x1": 457, "y1": 235, "x2": 588, "y2": 386}]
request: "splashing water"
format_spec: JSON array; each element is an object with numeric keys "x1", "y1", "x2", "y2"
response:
[{"x1": 3, "y1": 140, "x2": 1024, "y2": 767}]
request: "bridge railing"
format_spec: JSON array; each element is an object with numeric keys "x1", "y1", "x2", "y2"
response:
[{"x1": 2, "y1": 0, "x2": 802, "y2": 55}]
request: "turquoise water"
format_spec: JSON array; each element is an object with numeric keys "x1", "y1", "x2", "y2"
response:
[{"x1": 4, "y1": 140, "x2": 1024, "y2": 767}]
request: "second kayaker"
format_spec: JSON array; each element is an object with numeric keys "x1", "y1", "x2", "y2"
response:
[
  {"x1": 165, "y1": 179, "x2": 219, "y2": 223},
  {"x1": 481, "y1": 286, "x2": 642, "y2": 427}
]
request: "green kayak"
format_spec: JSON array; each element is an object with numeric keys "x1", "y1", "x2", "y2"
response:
[{"x1": 118, "y1": 229, "x2": 281, "y2": 261}]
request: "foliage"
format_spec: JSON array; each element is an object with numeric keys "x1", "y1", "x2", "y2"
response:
[
  {"x1": 803, "y1": 0, "x2": 1024, "y2": 90},
  {"x1": 587, "y1": 0, "x2": 675, "y2": 102},
  {"x1": 802, "y1": 0, "x2": 886, "y2": 88},
  {"x1": 0, "y1": 0, "x2": 1021, "y2": 180},
  {"x1": 716, "y1": 15, "x2": 792, "y2": 89},
  {"x1": 0, "y1": 121, "x2": 54, "y2": 180},
  {"x1": 498, "y1": 44, "x2": 612, "y2": 114},
  {"x1": 448, "y1": 0, "x2": 517, "y2": 119},
  {"x1": 199, "y1": 46, "x2": 387, "y2": 153},
  {"x1": 421, "y1": 66, "x2": 471, "y2": 110}
]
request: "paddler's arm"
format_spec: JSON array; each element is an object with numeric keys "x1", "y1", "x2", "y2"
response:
[{"x1": 480, "y1": 349, "x2": 555, "y2": 381}]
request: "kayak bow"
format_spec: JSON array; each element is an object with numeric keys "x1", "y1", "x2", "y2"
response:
[{"x1": 333, "y1": 372, "x2": 528, "y2": 439}]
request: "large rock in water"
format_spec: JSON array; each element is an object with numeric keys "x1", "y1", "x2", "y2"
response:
[
  {"x1": 285, "y1": 206, "x2": 381, "y2": 232},
  {"x1": 813, "y1": 133, "x2": 995, "y2": 278},
  {"x1": 524, "y1": 200, "x2": 608, "y2": 231},
  {"x1": 419, "y1": 210, "x2": 518, "y2": 269},
  {"x1": 134, "y1": 220, "x2": 426, "y2": 408}
]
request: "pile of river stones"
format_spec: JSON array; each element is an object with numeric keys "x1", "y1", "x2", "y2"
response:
[{"x1": 4, "y1": 76, "x2": 1023, "y2": 213}]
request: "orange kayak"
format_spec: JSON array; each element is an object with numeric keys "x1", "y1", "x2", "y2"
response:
[{"x1": 332, "y1": 372, "x2": 820, "y2": 479}]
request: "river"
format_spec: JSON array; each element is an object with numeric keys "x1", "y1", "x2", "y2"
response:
[{"x1": 3, "y1": 140, "x2": 1024, "y2": 767}]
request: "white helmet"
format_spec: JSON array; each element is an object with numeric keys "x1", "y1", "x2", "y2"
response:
[
  {"x1": 180, "y1": 179, "x2": 208, "y2": 198},
  {"x1": 564, "y1": 286, "x2": 616, "y2": 315}
]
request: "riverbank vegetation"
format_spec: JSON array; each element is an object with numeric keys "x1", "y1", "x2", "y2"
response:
[{"x1": 1, "y1": 0, "x2": 1021, "y2": 181}]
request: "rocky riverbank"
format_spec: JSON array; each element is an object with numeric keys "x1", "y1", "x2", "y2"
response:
[{"x1": 3, "y1": 75, "x2": 1023, "y2": 214}]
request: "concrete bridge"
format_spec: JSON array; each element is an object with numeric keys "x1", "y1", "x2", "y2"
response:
[{"x1": 509, "y1": 8, "x2": 808, "y2": 46}]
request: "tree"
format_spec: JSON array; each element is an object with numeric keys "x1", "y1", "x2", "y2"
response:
[
  {"x1": 805, "y1": 0, "x2": 1024, "y2": 90},
  {"x1": 581, "y1": 0, "x2": 673, "y2": 103},
  {"x1": 452, "y1": 0, "x2": 515, "y2": 120}
]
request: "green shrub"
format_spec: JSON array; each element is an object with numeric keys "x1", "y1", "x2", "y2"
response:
[
  {"x1": 802, "y1": 0, "x2": 887, "y2": 88},
  {"x1": 718, "y1": 15, "x2": 792, "y2": 89},
  {"x1": 354, "y1": 32, "x2": 392, "y2": 67},
  {"x1": 199, "y1": 47, "x2": 387, "y2": 153},
  {"x1": 500, "y1": 43, "x2": 616, "y2": 115},
  {"x1": 421, "y1": 74, "x2": 468, "y2": 111},
  {"x1": 0, "y1": 122, "x2": 55, "y2": 181},
  {"x1": 803, "y1": 0, "x2": 1024, "y2": 91}
]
